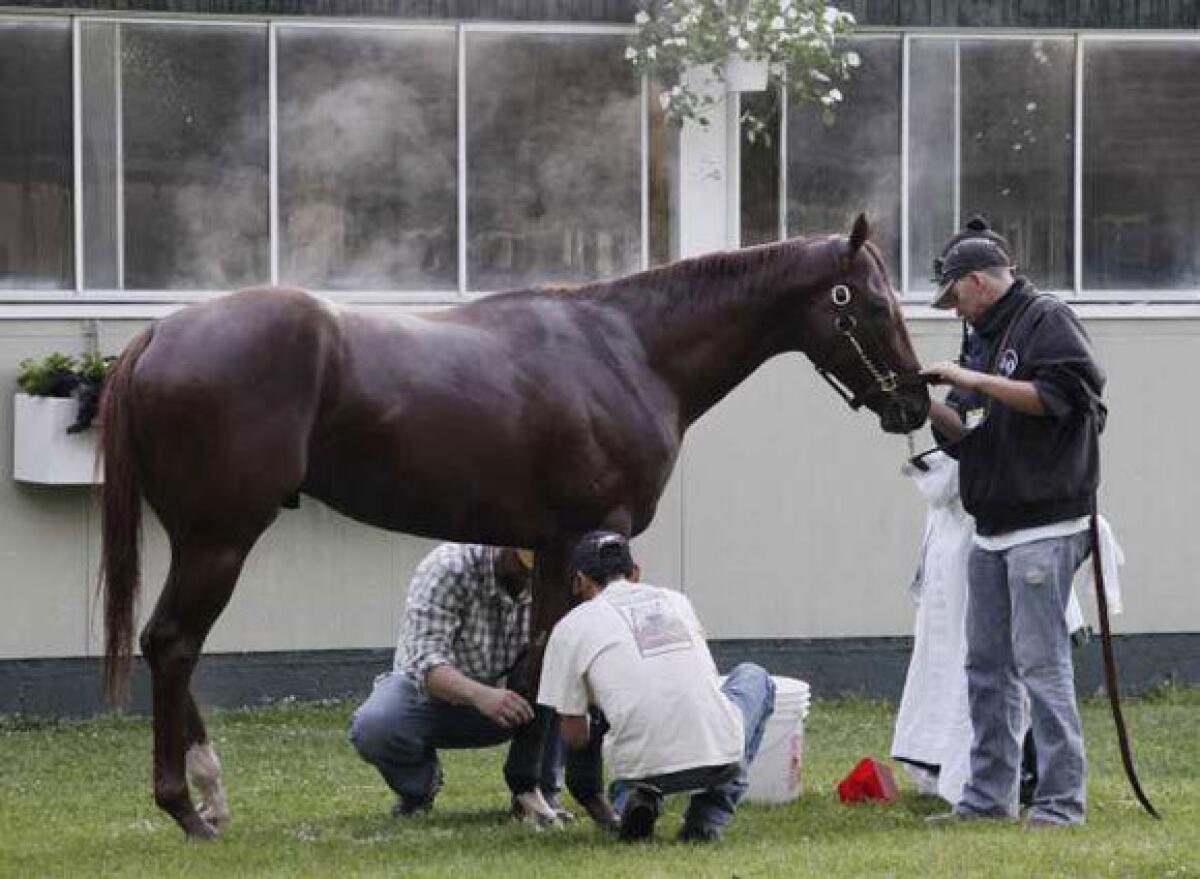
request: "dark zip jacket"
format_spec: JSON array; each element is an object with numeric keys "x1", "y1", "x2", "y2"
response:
[{"x1": 947, "y1": 279, "x2": 1107, "y2": 537}]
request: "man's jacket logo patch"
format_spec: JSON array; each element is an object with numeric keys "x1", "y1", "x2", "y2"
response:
[{"x1": 998, "y1": 349, "x2": 1019, "y2": 377}]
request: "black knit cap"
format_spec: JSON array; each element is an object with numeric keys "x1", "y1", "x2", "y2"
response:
[
  {"x1": 570, "y1": 531, "x2": 634, "y2": 584},
  {"x1": 931, "y1": 216, "x2": 1015, "y2": 308}
]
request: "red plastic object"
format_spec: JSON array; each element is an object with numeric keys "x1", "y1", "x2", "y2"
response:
[{"x1": 837, "y1": 757, "x2": 899, "y2": 804}]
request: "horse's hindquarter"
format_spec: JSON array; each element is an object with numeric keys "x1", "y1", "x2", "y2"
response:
[
  {"x1": 131, "y1": 287, "x2": 340, "y2": 534},
  {"x1": 304, "y1": 297, "x2": 681, "y2": 543}
]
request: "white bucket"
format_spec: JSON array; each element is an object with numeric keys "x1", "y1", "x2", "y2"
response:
[{"x1": 745, "y1": 676, "x2": 810, "y2": 804}]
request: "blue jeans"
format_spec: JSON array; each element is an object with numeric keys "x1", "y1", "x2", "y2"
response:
[
  {"x1": 610, "y1": 663, "x2": 776, "y2": 832},
  {"x1": 349, "y1": 673, "x2": 563, "y2": 801},
  {"x1": 957, "y1": 531, "x2": 1090, "y2": 825}
]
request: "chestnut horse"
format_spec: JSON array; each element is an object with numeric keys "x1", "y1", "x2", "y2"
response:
[{"x1": 98, "y1": 214, "x2": 928, "y2": 839}]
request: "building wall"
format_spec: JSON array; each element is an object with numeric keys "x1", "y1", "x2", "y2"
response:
[{"x1": 2, "y1": 308, "x2": 1197, "y2": 664}]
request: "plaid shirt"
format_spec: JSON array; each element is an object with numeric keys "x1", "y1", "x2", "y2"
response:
[{"x1": 393, "y1": 543, "x2": 531, "y2": 693}]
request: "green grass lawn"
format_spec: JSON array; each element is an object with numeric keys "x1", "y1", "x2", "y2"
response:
[{"x1": 2, "y1": 688, "x2": 1197, "y2": 879}]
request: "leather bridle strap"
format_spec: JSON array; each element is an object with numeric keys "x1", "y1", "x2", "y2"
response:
[{"x1": 1090, "y1": 497, "x2": 1161, "y2": 819}]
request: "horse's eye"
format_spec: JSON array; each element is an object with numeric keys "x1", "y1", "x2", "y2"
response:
[{"x1": 831, "y1": 285, "x2": 852, "y2": 306}]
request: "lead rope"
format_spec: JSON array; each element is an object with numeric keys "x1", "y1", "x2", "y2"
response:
[{"x1": 1091, "y1": 495, "x2": 1161, "y2": 819}]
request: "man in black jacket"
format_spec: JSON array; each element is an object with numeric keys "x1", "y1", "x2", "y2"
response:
[{"x1": 922, "y1": 220, "x2": 1106, "y2": 827}]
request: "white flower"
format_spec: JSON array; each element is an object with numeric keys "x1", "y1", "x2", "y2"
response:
[
  {"x1": 1026, "y1": 101, "x2": 1038, "y2": 112},
  {"x1": 736, "y1": 37, "x2": 750, "y2": 51},
  {"x1": 811, "y1": 69, "x2": 830, "y2": 82},
  {"x1": 828, "y1": 88, "x2": 843, "y2": 102},
  {"x1": 770, "y1": 16, "x2": 786, "y2": 29},
  {"x1": 787, "y1": 7, "x2": 799, "y2": 18},
  {"x1": 625, "y1": 46, "x2": 638, "y2": 60},
  {"x1": 659, "y1": 92, "x2": 672, "y2": 111},
  {"x1": 745, "y1": 19, "x2": 758, "y2": 32},
  {"x1": 845, "y1": 50, "x2": 861, "y2": 67},
  {"x1": 728, "y1": 24, "x2": 741, "y2": 38},
  {"x1": 634, "y1": 10, "x2": 650, "y2": 25},
  {"x1": 646, "y1": 45, "x2": 657, "y2": 60}
]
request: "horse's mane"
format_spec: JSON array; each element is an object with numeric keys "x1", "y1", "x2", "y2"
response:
[
  {"x1": 558, "y1": 235, "x2": 838, "y2": 324},
  {"x1": 472, "y1": 234, "x2": 850, "y2": 328}
]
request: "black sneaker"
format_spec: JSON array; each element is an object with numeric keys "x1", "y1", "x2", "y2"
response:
[
  {"x1": 618, "y1": 784, "x2": 663, "y2": 842},
  {"x1": 392, "y1": 765, "x2": 442, "y2": 817},
  {"x1": 679, "y1": 822, "x2": 722, "y2": 844},
  {"x1": 392, "y1": 794, "x2": 434, "y2": 817}
]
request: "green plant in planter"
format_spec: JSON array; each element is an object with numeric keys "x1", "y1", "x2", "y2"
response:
[
  {"x1": 17, "y1": 352, "x2": 80, "y2": 397},
  {"x1": 627, "y1": 0, "x2": 859, "y2": 140},
  {"x1": 16, "y1": 350, "x2": 116, "y2": 432}
]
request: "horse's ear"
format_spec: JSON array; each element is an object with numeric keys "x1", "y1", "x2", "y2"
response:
[{"x1": 849, "y1": 213, "x2": 871, "y2": 254}]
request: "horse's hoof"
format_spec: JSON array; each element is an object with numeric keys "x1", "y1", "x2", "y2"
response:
[
  {"x1": 182, "y1": 816, "x2": 221, "y2": 842},
  {"x1": 198, "y1": 802, "x2": 232, "y2": 828}
]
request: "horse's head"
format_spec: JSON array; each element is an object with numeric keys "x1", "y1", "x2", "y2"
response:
[{"x1": 802, "y1": 214, "x2": 930, "y2": 434}]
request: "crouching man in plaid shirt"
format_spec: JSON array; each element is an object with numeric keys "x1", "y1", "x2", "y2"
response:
[{"x1": 350, "y1": 542, "x2": 616, "y2": 829}]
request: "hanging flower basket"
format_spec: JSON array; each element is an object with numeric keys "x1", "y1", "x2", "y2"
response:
[
  {"x1": 11, "y1": 351, "x2": 113, "y2": 485},
  {"x1": 12, "y1": 393, "x2": 102, "y2": 485},
  {"x1": 627, "y1": 0, "x2": 860, "y2": 132}
]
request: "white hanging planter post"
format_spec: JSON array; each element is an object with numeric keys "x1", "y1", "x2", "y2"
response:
[
  {"x1": 724, "y1": 55, "x2": 769, "y2": 92},
  {"x1": 12, "y1": 393, "x2": 102, "y2": 485}
]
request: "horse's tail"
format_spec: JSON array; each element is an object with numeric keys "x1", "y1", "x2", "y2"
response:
[{"x1": 98, "y1": 328, "x2": 153, "y2": 704}]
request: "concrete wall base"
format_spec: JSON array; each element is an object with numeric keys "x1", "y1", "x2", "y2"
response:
[{"x1": 3, "y1": 633, "x2": 1197, "y2": 718}]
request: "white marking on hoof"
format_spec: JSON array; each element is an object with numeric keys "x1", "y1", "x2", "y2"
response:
[
  {"x1": 513, "y1": 789, "x2": 563, "y2": 831},
  {"x1": 187, "y1": 742, "x2": 231, "y2": 827}
]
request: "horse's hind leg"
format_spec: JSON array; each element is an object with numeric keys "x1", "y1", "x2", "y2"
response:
[
  {"x1": 141, "y1": 539, "x2": 254, "y2": 840},
  {"x1": 185, "y1": 696, "x2": 230, "y2": 827}
]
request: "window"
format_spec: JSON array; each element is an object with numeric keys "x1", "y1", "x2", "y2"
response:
[
  {"x1": 119, "y1": 24, "x2": 269, "y2": 290},
  {"x1": 1084, "y1": 40, "x2": 1200, "y2": 291},
  {"x1": 0, "y1": 21, "x2": 73, "y2": 289},
  {"x1": 909, "y1": 38, "x2": 1074, "y2": 293},
  {"x1": 786, "y1": 38, "x2": 902, "y2": 274},
  {"x1": 466, "y1": 32, "x2": 643, "y2": 291},
  {"x1": 278, "y1": 27, "x2": 457, "y2": 291}
]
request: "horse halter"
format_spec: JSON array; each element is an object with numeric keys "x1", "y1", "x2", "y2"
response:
[{"x1": 812, "y1": 283, "x2": 917, "y2": 411}]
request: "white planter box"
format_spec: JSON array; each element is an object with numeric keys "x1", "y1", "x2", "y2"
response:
[
  {"x1": 724, "y1": 56, "x2": 769, "y2": 92},
  {"x1": 12, "y1": 393, "x2": 102, "y2": 485}
]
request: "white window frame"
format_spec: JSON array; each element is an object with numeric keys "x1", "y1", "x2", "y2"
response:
[{"x1": 3, "y1": 13, "x2": 1200, "y2": 316}]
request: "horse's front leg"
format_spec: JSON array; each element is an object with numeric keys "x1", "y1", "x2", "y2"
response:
[{"x1": 529, "y1": 537, "x2": 619, "y2": 829}]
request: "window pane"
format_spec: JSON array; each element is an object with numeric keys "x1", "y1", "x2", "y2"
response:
[
  {"x1": 81, "y1": 22, "x2": 119, "y2": 289},
  {"x1": 1084, "y1": 41, "x2": 1200, "y2": 290},
  {"x1": 0, "y1": 21, "x2": 73, "y2": 289},
  {"x1": 741, "y1": 89, "x2": 781, "y2": 247},
  {"x1": 787, "y1": 38, "x2": 901, "y2": 276},
  {"x1": 122, "y1": 24, "x2": 269, "y2": 290},
  {"x1": 907, "y1": 39, "x2": 956, "y2": 293},
  {"x1": 279, "y1": 27, "x2": 457, "y2": 291},
  {"x1": 909, "y1": 38, "x2": 1074, "y2": 294},
  {"x1": 467, "y1": 33, "x2": 642, "y2": 291}
]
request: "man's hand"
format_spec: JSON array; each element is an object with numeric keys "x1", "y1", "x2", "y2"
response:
[
  {"x1": 922, "y1": 361, "x2": 1046, "y2": 417},
  {"x1": 473, "y1": 686, "x2": 535, "y2": 729},
  {"x1": 921, "y1": 361, "x2": 981, "y2": 392},
  {"x1": 425, "y1": 664, "x2": 534, "y2": 728}
]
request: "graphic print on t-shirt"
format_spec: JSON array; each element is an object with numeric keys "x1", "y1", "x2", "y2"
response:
[{"x1": 604, "y1": 590, "x2": 693, "y2": 657}]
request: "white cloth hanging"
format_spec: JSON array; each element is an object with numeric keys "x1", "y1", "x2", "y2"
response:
[{"x1": 890, "y1": 455, "x2": 1123, "y2": 805}]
